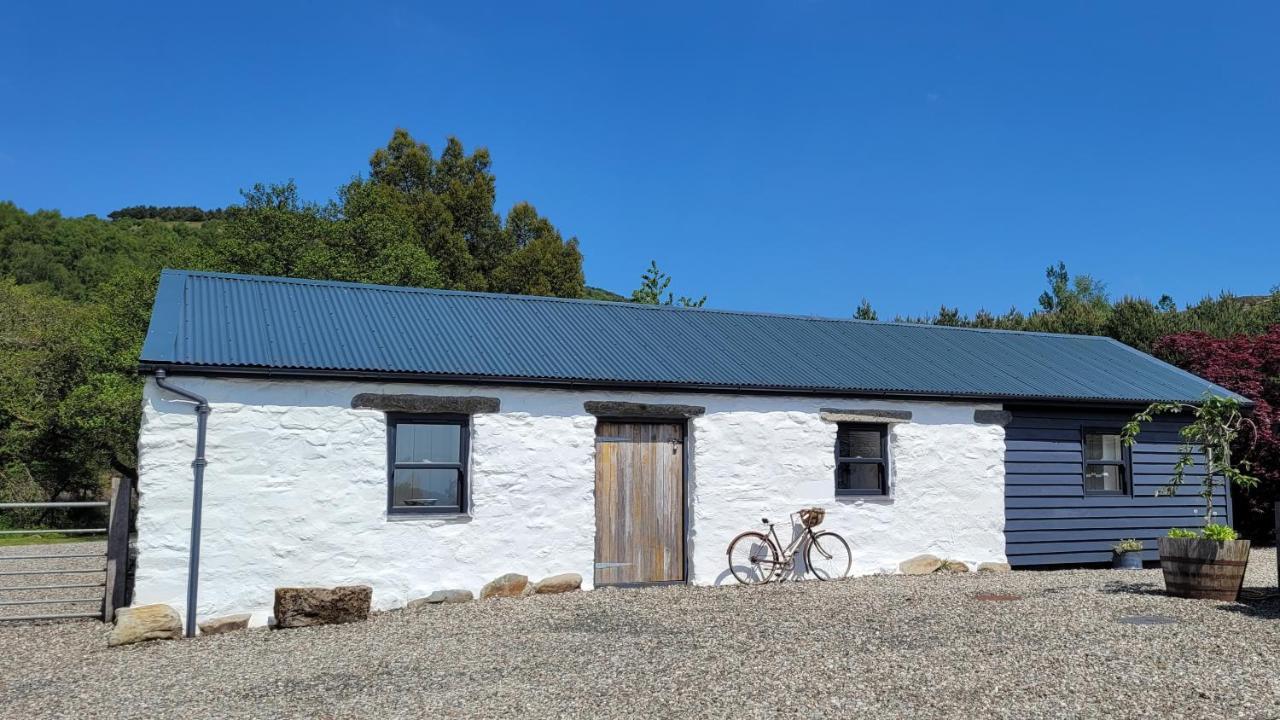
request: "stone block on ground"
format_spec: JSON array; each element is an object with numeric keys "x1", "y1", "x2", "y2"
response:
[
  {"x1": 108, "y1": 604, "x2": 182, "y2": 647},
  {"x1": 407, "y1": 589, "x2": 473, "y2": 609},
  {"x1": 273, "y1": 585, "x2": 372, "y2": 629},
  {"x1": 899, "y1": 554, "x2": 942, "y2": 575},
  {"x1": 977, "y1": 562, "x2": 1012, "y2": 573},
  {"x1": 481, "y1": 573, "x2": 529, "y2": 599},
  {"x1": 939, "y1": 560, "x2": 971, "y2": 574},
  {"x1": 198, "y1": 613, "x2": 252, "y2": 635},
  {"x1": 534, "y1": 573, "x2": 583, "y2": 594}
]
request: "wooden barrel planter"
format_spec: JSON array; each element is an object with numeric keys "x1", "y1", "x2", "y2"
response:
[{"x1": 1157, "y1": 537, "x2": 1251, "y2": 601}]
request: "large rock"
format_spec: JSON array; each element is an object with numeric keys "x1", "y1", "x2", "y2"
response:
[
  {"x1": 899, "y1": 554, "x2": 943, "y2": 575},
  {"x1": 407, "y1": 589, "x2": 473, "y2": 609},
  {"x1": 534, "y1": 573, "x2": 583, "y2": 595},
  {"x1": 939, "y1": 560, "x2": 970, "y2": 574},
  {"x1": 198, "y1": 613, "x2": 251, "y2": 635},
  {"x1": 977, "y1": 562, "x2": 1012, "y2": 574},
  {"x1": 481, "y1": 573, "x2": 529, "y2": 599},
  {"x1": 108, "y1": 604, "x2": 182, "y2": 647},
  {"x1": 273, "y1": 585, "x2": 372, "y2": 628}
]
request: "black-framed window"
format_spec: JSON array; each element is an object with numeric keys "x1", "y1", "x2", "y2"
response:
[
  {"x1": 835, "y1": 423, "x2": 888, "y2": 496},
  {"x1": 387, "y1": 414, "x2": 469, "y2": 514},
  {"x1": 1082, "y1": 429, "x2": 1129, "y2": 495}
]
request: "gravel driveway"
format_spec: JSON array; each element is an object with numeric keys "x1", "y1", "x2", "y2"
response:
[{"x1": 3, "y1": 548, "x2": 1279, "y2": 719}]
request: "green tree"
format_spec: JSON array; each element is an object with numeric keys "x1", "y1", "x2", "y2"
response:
[
  {"x1": 853, "y1": 299, "x2": 877, "y2": 321},
  {"x1": 211, "y1": 181, "x2": 334, "y2": 278},
  {"x1": 330, "y1": 179, "x2": 443, "y2": 287},
  {"x1": 933, "y1": 305, "x2": 962, "y2": 327},
  {"x1": 204, "y1": 129, "x2": 586, "y2": 297},
  {"x1": 1029, "y1": 261, "x2": 1111, "y2": 335},
  {"x1": 1104, "y1": 296, "x2": 1170, "y2": 352},
  {"x1": 971, "y1": 308, "x2": 997, "y2": 328},
  {"x1": 490, "y1": 203, "x2": 584, "y2": 297},
  {"x1": 364, "y1": 130, "x2": 486, "y2": 289},
  {"x1": 631, "y1": 260, "x2": 706, "y2": 307},
  {"x1": 0, "y1": 281, "x2": 139, "y2": 515}
]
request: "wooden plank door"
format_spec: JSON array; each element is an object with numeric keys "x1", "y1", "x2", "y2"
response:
[{"x1": 594, "y1": 422, "x2": 685, "y2": 586}]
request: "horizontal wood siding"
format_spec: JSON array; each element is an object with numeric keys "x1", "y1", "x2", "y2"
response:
[{"x1": 1004, "y1": 407, "x2": 1228, "y2": 567}]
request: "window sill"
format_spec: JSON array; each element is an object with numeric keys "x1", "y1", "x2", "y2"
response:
[
  {"x1": 385, "y1": 512, "x2": 473, "y2": 524},
  {"x1": 836, "y1": 491, "x2": 891, "y2": 500}
]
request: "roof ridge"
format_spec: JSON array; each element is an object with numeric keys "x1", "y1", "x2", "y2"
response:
[{"x1": 160, "y1": 268, "x2": 1112, "y2": 342}]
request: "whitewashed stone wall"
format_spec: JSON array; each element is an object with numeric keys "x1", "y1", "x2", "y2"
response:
[{"x1": 135, "y1": 377, "x2": 1006, "y2": 626}]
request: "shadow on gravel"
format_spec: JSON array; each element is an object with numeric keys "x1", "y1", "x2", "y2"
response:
[
  {"x1": 1095, "y1": 580, "x2": 1280, "y2": 618},
  {"x1": 1217, "y1": 588, "x2": 1280, "y2": 619},
  {"x1": 1099, "y1": 581, "x2": 1163, "y2": 597}
]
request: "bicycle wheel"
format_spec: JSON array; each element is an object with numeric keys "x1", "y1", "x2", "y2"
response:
[
  {"x1": 805, "y1": 531, "x2": 852, "y2": 580},
  {"x1": 727, "y1": 531, "x2": 780, "y2": 585}
]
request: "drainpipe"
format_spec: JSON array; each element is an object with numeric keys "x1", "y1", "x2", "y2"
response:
[{"x1": 153, "y1": 369, "x2": 209, "y2": 638}]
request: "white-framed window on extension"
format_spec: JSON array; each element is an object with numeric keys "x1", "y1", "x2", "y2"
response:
[
  {"x1": 386, "y1": 414, "x2": 470, "y2": 514},
  {"x1": 1082, "y1": 429, "x2": 1130, "y2": 496},
  {"x1": 835, "y1": 423, "x2": 889, "y2": 496}
]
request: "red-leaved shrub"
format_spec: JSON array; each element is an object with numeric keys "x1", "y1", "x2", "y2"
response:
[{"x1": 1154, "y1": 327, "x2": 1280, "y2": 541}]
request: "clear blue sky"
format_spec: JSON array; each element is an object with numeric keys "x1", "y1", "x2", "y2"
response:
[{"x1": 2, "y1": 2, "x2": 1277, "y2": 318}]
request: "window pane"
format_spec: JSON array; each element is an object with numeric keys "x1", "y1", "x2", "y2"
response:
[
  {"x1": 1084, "y1": 434, "x2": 1122, "y2": 462},
  {"x1": 1084, "y1": 464, "x2": 1123, "y2": 493},
  {"x1": 396, "y1": 423, "x2": 461, "y2": 463},
  {"x1": 838, "y1": 428, "x2": 882, "y2": 460},
  {"x1": 837, "y1": 462, "x2": 882, "y2": 493},
  {"x1": 392, "y1": 468, "x2": 461, "y2": 509}
]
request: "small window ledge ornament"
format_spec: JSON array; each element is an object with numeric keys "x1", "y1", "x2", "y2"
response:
[{"x1": 819, "y1": 408, "x2": 912, "y2": 424}]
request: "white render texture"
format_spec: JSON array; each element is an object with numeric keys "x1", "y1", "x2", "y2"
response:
[{"x1": 135, "y1": 377, "x2": 1006, "y2": 626}]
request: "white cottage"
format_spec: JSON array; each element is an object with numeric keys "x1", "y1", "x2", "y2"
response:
[{"x1": 134, "y1": 269, "x2": 1238, "y2": 627}]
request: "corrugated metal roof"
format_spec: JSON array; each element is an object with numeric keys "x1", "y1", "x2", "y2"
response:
[{"x1": 139, "y1": 269, "x2": 1242, "y2": 404}]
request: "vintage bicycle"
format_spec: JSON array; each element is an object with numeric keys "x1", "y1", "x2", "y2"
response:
[{"x1": 726, "y1": 507, "x2": 852, "y2": 584}]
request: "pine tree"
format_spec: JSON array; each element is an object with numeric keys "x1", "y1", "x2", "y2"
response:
[{"x1": 631, "y1": 261, "x2": 706, "y2": 307}]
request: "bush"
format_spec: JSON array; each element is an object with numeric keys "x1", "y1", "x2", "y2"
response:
[{"x1": 1167, "y1": 528, "x2": 1199, "y2": 539}]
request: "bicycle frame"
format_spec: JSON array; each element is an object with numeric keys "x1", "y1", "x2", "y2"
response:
[{"x1": 756, "y1": 513, "x2": 825, "y2": 580}]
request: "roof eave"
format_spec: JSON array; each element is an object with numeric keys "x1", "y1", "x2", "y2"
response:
[{"x1": 137, "y1": 362, "x2": 1238, "y2": 408}]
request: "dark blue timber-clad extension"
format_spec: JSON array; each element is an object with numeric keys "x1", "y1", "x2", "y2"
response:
[{"x1": 1005, "y1": 407, "x2": 1226, "y2": 566}]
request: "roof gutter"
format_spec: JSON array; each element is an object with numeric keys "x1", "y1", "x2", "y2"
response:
[{"x1": 152, "y1": 369, "x2": 209, "y2": 639}]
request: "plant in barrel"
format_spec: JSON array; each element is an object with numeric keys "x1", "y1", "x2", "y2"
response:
[{"x1": 1121, "y1": 393, "x2": 1259, "y2": 600}]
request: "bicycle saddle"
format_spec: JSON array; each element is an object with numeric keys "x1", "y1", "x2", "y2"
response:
[{"x1": 761, "y1": 517, "x2": 769, "y2": 525}]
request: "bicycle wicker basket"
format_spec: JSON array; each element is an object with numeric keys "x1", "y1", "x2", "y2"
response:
[{"x1": 799, "y1": 507, "x2": 825, "y2": 528}]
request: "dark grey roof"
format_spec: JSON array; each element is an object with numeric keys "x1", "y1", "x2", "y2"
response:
[{"x1": 139, "y1": 269, "x2": 1241, "y2": 404}]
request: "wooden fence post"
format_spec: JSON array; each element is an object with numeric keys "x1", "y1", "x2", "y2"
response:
[{"x1": 102, "y1": 476, "x2": 131, "y2": 622}]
